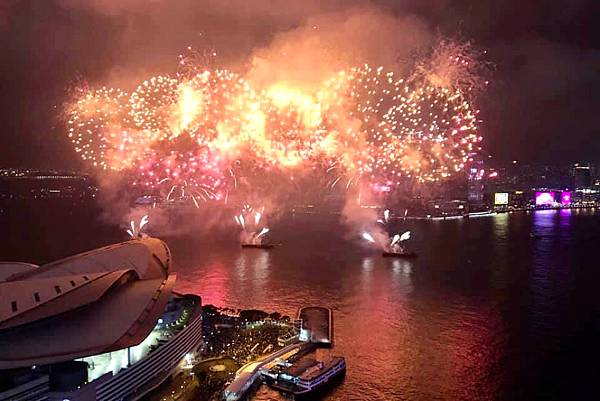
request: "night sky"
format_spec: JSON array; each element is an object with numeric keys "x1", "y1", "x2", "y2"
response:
[{"x1": 0, "y1": 0, "x2": 598, "y2": 170}]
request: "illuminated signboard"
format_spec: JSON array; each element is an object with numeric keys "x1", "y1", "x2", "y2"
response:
[
  {"x1": 371, "y1": 183, "x2": 391, "y2": 192},
  {"x1": 561, "y1": 191, "x2": 572, "y2": 205},
  {"x1": 535, "y1": 191, "x2": 555, "y2": 206},
  {"x1": 494, "y1": 192, "x2": 509, "y2": 205}
]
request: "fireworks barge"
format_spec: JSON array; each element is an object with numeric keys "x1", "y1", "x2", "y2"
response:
[
  {"x1": 382, "y1": 250, "x2": 417, "y2": 258},
  {"x1": 240, "y1": 243, "x2": 275, "y2": 249}
]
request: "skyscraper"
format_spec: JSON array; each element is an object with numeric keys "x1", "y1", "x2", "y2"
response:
[{"x1": 572, "y1": 163, "x2": 594, "y2": 188}]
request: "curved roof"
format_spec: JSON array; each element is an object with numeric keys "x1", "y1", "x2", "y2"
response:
[
  {"x1": 6, "y1": 237, "x2": 171, "y2": 282},
  {"x1": 0, "y1": 238, "x2": 175, "y2": 369},
  {"x1": 0, "y1": 270, "x2": 123, "y2": 329},
  {"x1": 0, "y1": 262, "x2": 38, "y2": 281}
]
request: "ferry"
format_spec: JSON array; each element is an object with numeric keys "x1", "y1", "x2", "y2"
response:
[{"x1": 267, "y1": 353, "x2": 346, "y2": 397}]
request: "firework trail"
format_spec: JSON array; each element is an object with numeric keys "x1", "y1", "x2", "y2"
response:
[
  {"x1": 362, "y1": 232, "x2": 376, "y2": 243},
  {"x1": 126, "y1": 215, "x2": 149, "y2": 238}
]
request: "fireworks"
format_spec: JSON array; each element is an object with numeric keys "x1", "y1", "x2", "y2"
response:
[
  {"x1": 66, "y1": 86, "x2": 130, "y2": 170},
  {"x1": 126, "y1": 215, "x2": 149, "y2": 238},
  {"x1": 399, "y1": 231, "x2": 411, "y2": 242},
  {"x1": 362, "y1": 232, "x2": 376, "y2": 243},
  {"x1": 235, "y1": 204, "x2": 270, "y2": 244},
  {"x1": 363, "y1": 209, "x2": 412, "y2": 252},
  {"x1": 414, "y1": 38, "x2": 489, "y2": 94},
  {"x1": 67, "y1": 41, "x2": 484, "y2": 199}
]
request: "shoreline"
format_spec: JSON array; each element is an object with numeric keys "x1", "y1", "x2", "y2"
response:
[{"x1": 147, "y1": 305, "x2": 297, "y2": 401}]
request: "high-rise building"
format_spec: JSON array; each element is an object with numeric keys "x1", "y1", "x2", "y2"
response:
[
  {"x1": 572, "y1": 163, "x2": 594, "y2": 188},
  {"x1": 467, "y1": 161, "x2": 485, "y2": 206}
]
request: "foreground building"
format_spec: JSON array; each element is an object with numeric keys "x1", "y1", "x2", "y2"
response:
[{"x1": 0, "y1": 238, "x2": 202, "y2": 401}]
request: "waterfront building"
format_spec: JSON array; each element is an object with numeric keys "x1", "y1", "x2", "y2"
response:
[{"x1": 0, "y1": 238, "x2": 202, "y2": 401}]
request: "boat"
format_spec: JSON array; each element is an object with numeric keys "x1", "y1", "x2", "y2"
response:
[
  {"x1": 267, "y1": 354, "x2": 346, "y2": 397},
  {"x1": 241, "y1": 243, "x2": 275, "y2": 249},
  {"x1": 382, "y1": 251, "x2": 417, "y2": 258}
]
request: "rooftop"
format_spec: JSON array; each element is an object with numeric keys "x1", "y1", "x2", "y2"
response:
[{"x1": 0, "y1": 237, "x2": 175, "y2": 369}]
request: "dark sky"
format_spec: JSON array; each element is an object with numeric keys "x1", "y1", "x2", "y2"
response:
[{"x1": 0, "y1": 0, "x2": 598, "y2": 170}]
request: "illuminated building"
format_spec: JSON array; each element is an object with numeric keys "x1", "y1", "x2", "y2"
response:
[
  {"x1": 467, "y1": 161, "x2": 485, "y2": 205},
  {"x1": 572, "y1": 163, "x2": 594, "y2": 188},
  {"x1": 0, "y1": 169, "x2": 97, "y2": 200},
  {"x1": 0, "y1": 238, "x2": 202, "y2": 401}
]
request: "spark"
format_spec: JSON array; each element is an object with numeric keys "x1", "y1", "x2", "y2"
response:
[
  {"x1": 256, "y1": 227, "x2": 270, "y2": 238},
  {"x1": 399, "y1": 231, "x2": 411, "y2": 242},
  {"x1": 126, "y1": 215, "x2": 150, "y2": 238},
  {"x1": 254, "y1": 211, "x2": 261, "y2": 226},
  {"x1": 362, "y1": 232, "x2": 376, "y2": 243}
]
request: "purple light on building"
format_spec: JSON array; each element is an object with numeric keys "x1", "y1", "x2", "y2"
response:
[
  {"x1": 561, "y1": 191, "x2": 572, "y2": 205},
  {"x1": 535, "y1": 191, "x2": 555, "y2": 206}
]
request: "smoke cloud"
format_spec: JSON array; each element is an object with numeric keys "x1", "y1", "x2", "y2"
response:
[
  {"x1": 245, "y1": 7, "x2": 432, "y2": 89},
  {"x1": 54, "y1": 1, "x2": 433, "y2": 87},
  {"x1": 51, "y1": 1, "x2": 440, "y2": 238}
]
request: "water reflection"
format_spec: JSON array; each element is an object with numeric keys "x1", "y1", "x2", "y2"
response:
[
  {"x1": 167, "y1": 211, "x2": 591, "y2": 400},
  {"x1": 234, "y1": 252, "x2": 248, "y2": 280},
  {"x1": 361, "y1": 256, "x2": 375, "y2": 272},
  {"x1": 392, "y1": 258, "x2": 412, "y2": 276},
  {"x1": 492, "y1": 212, "x2": 509, "y2": 241},
  {"x1": 529, "y1": 210, "x2": 575, "y2": 354},
  {"x1": 3, "y1": 202, "x2": 599, "y2": 400}
]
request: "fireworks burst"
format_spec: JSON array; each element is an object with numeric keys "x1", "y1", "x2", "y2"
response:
[
  {"x1": 362, "y1": 232, "x2": 376, "y2": 243},
  {"x1": 413, "y1": 38, "x2": 490, "y2": 94},
  {"x1": 67, "y1": 44, "x2": 486, "y2": 201}
]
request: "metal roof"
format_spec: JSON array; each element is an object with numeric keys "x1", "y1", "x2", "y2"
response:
[{"x1": 0, "y1": 238, "x2": 175, "y2": 369}]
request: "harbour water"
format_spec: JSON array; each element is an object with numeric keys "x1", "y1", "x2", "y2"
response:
[
  {"x1": 2, "y1": 204, "x2": 600, "y2": 400},
  {"x1": 173, "y1": 209, "x2": 600, "y2": 401}
]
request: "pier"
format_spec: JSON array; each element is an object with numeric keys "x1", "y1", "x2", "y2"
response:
[
  {"x1": 222, "y1": 342, "x2": 310, "y2": 401},
  {"x1": 222, "y1": 307, "x2": 335, "y2": 400},
  {"x1": 298, "y1": 306, "x2": 333, "y2": 345}
]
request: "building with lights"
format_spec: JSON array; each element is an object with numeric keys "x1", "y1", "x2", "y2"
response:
[
  {"x1": 571, "y1": 163, "x2": 594, "y2": 189},
  {"x1": 0, "y1": 169, "x2": 97, "y2": 200},
  {"x1": 0, "y1": 238, "x2": 202, "y2": 401}
]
